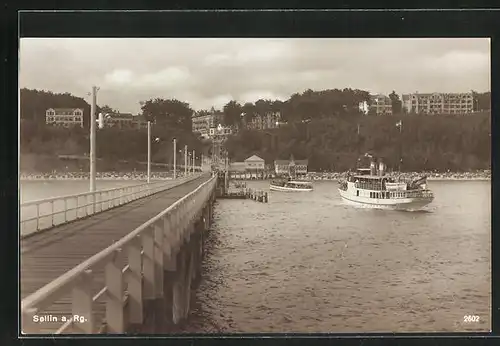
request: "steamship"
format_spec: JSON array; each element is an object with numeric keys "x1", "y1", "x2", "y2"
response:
[
  {"x1": 338, "y1": 156, "x2": 434, "y2": 210},
  {"x1": 270, "y1": 155, "x2": 313, "y2": 192},
  {"x1": 270, "y1": 178, "x2": 313, "y2": 192}
]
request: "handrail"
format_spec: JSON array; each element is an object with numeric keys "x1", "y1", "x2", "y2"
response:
[
  {"x1": 21, "y1": 179, "x2": 172, "y2": 207},
  {"x1": 21, "y1": 174, "x2": 217, "y2": 334},
  {"x1": 20, "y1": 173, "x2": 204, "y2": 236}
]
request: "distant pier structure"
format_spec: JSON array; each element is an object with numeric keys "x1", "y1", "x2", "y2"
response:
[{"x1": 215, "y1": 168, "x2": 268, "y2": 203}]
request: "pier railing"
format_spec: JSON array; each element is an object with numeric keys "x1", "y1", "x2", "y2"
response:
[
  {"x1": 21, "y1": 174, "x2": 217, "y2": 334},
  {"x1": 20, "y1": 173, "x2": 203, "y2": 237}
]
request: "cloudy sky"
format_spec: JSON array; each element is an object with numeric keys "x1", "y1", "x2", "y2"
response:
[{"x1": 20, "y1": 38, "x2": 490, "y2": 114}]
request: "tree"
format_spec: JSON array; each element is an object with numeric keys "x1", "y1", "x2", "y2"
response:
[
  {"x1": 472, "y1": 91, "x2": 491, "y2": 111},
  {"x1": 241, "y1": 102, "x2": 257, "y2": 124},
  {"x1": 254, "y1": 99, "x2": 274, "y2": 118},
  {"x1": 20, "y1": 88, "x2": 91, "y2": 127},
  {"x1": 99, "y1": 105, "x2": 117, "y2": 114},
  {"x1": 140, "y1": 98, "x2": 193, "y2": 132},
  {"x1": 223, "y1": 111, "x2": 490, "y2": 172},
  {"x1": 222, "y1": 100, "x2": 243, "y2": 126},
  {"x1": 196, "y1": 109, "x2": 210, "y2": 117},
  {"x1": 389, "y1": 91, "x2": 402, "y2": 115}
]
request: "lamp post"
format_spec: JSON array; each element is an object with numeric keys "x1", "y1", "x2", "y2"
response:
[
  {"x1": 184, "y1": 145, "x2": 188, "y2": 177},
  {"x1": 192, "y1": 150, "x2": 195, "y2": 174},
  {"x1": 173, "y1": 138, "x2": 177, "y2": 179},
  {"x1": 187, "y1": 152, "x2": 191, "y2": 175},
  {"x1": 147, "y1": 121, "x2": 151, "y2": 183},
  {"x1": 89, "y1": 86, "x2": 99, "y2": 192}
]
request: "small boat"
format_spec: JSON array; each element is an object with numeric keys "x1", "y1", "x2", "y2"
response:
[
  {"x1": 338, "y1": 157, "x2": 434, "y2": 210},
  {"x1": 270, "y1": 178, "x2": 313, "y2": 192}
]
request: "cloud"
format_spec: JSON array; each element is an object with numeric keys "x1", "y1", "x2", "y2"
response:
[
  {"x1": 19, "y1": 38, "x2": 490, "y2": 114},
  {"x1": 105, "y1": 69, "x2": 134, "y2": 85},
  {"x1": 203, "y1": 54, "x2": 233, "y2": 66},
  {"x1": 238, "y1": 90, "x2": 288, "y2": 104},
  {"x1": 424, "y1": 51, "x2": 489, "y2": 74},
  {"x1": 103, "y1": 66, "x2": 193, "y2": 90},
  {"x1": 208, "y1": 94, "x2": 234, "y2": 110}
]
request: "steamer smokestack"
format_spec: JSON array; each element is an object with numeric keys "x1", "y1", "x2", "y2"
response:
[
  {"x1": 370, "y1": 160, "x2": 376, "y2": 176},
  {"x1": 378, "y1": 161, "x2": 385, "y2": 176}
]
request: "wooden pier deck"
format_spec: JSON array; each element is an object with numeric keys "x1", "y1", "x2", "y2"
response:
[{"x1": 21, "y1": 174, "x2": 211, "y2": 333}]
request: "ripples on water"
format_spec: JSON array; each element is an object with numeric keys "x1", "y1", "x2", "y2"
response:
[{"x1": 183, "y1": 180, "x2": 490, "y2": 333}]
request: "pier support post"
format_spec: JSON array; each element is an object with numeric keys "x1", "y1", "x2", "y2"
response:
[
  {"x1": 190, "y1": 221, "x2": 203, "y2": 287},
  {"x1": 172, "y1": 244, "x2": 187, "y2": 324},
  {"x1": 140, "y1": 229, "x2": 157, "y2": 332},
  {"x1": 152, "y1": 223, "x2": 165, "y2": 333},
  {"x1": 184, "y1": 240, "x2": 194, "y2": 317},
  {"x1": 162, "y1": 246, "x2": 177, "y2": 330}
]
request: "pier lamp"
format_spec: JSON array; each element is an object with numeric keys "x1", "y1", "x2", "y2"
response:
[
  {"x1": 88, "y1": 86, "x2": 99, "y2": 192},
  {"x1": 184, "y1": 145, "x2": 188, "y2": 177},
  {"x1": 147, "y1": 121, "x2": 151, "y2": 183},
  {"x1": 97, "y1": 112, "x2": 110, "y2": 129},
  {"x1": 173, "y1": 138, "x2": 176, "y2": 179}
]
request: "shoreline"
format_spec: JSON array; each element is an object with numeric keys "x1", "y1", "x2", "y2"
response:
[
  {"x1": 19, "y1": 171, "x2": 490, "y2": 182},
  {"x1": 20, "y1": 177, "x2": 173, "y2": 182}
]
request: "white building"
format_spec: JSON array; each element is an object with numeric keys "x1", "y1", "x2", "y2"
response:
[
  {"x1": 369, "y1": 94, "x2": 392, "y2": 115},
  {"x1": 358, "y1": 101, "x2": 369, "y2": 115},
  {"x1": 246, "y1": 111, "x2": 281, "y2": 130},
  {"x1": 209, "y1": 124, "x2": 233, "y2": 138},
  {"x1": 192, "y1": 111, "x2": 224, "y2": 137},
  {"x1": 402, "y1": 92, "x2": 474, "y2": 114},
  {"x1": 103, "y1": 113, "x2": 149, "y2": 130},
  {"x1": 45, "y1": 108, "x2": 84, "y2": 128},
  {"x1": 274, "y1": 158, "x2": 308, "y2": 176},
  {"x1": 244, "y1": 155, "x2": 265, "y2": 171}
]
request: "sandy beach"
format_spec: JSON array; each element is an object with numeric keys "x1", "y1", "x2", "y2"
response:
[
  {"x1": 19, "y1": 171, "x2": 183, "y2": 181},
  {"x1": 306, "y1": 171, "x2": 490, "y2": 181},
  {"x1": 20, "y1": 170, "x2": 490, "y2": 182}
]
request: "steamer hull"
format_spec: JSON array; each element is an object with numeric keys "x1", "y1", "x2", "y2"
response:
[{"x1": 338, "y1": 187, "x2": 433, "y2": 210}]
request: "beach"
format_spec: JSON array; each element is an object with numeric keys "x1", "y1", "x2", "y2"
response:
[
  {"x1": 19, "y1": 171, "x2": 193, "y2": 181},
  {"x1": 19, "y1": 170, "x2": 490, "y2": 182},
  {"x1": 305, "y1": 171, "x2": 491, "y2": 181}
]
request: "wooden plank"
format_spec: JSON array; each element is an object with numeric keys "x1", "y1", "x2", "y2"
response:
[{"x1": 20, "y1": 175, "x2": 210, "y2": 334}]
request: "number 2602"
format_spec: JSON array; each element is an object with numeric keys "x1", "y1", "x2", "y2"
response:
[{"x1": 463, "y1": 315, "x2": 480, "y2": 323}]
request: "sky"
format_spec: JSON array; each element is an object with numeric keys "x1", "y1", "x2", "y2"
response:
[{"x1": 19, "y1": 38, "x2": 490, "y2": 114}]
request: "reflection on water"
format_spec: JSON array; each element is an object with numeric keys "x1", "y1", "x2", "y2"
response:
[
  {"x1": 19, "y1": 179, "x2": 491, "y2": 332},
  {"x1": 182, "y1": 180, "x2": 490, "y2": 333}
]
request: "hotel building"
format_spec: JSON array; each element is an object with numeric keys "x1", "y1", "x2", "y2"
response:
[
  {"x1": 192, "y1": 111, "x2": 225, "y2": 138},
  {"x1": 245, "y1": 111, "x2": 282, "y2": 130},
  {"x1": 402, "y1": 92, "x2": 474, "y2": 114},
  {"x1": 45, "y1": 108, "x2": 84, "y2": 128},
  {"x1": 368, "y1": 94, "x2": 393, "y2": 115}
]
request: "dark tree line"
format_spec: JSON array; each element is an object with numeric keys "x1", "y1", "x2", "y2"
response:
[
  {"x1": 140, "y1": 98, "x2": 193, "y2": 132},
  {"x1": 20, "y1": 89, "x2": 208, "y2": 168},
  {"x1": 224, "y1": 111, "x2": 491, "y2": 172},
  {"x1": 20, "y1": 87, "x2": 491, "y2": 172},
  {"x1": 220, "y1": 88, "x2": 490, "y2": 172},
  {"x1": 21, "y1": 88, "x2": 92, "y2": 127},
  {"x1": 210, "y1": 88, "x2": 371, "y2": 129},
  {"x1": 472, "y1": 91, "x2": 491, "y2": 111}
]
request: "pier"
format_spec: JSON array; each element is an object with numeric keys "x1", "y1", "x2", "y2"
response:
[
  {"x1": 20, "y1": 172, "x2": 218, "y2": 334},
  {"x1": 215, "y1": 170, "x2": 268, "y2": 203}
]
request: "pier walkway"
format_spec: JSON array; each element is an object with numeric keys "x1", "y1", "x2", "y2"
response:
[{"x1": 21, "y1": 172, "x2": 218, "y2": 334}]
